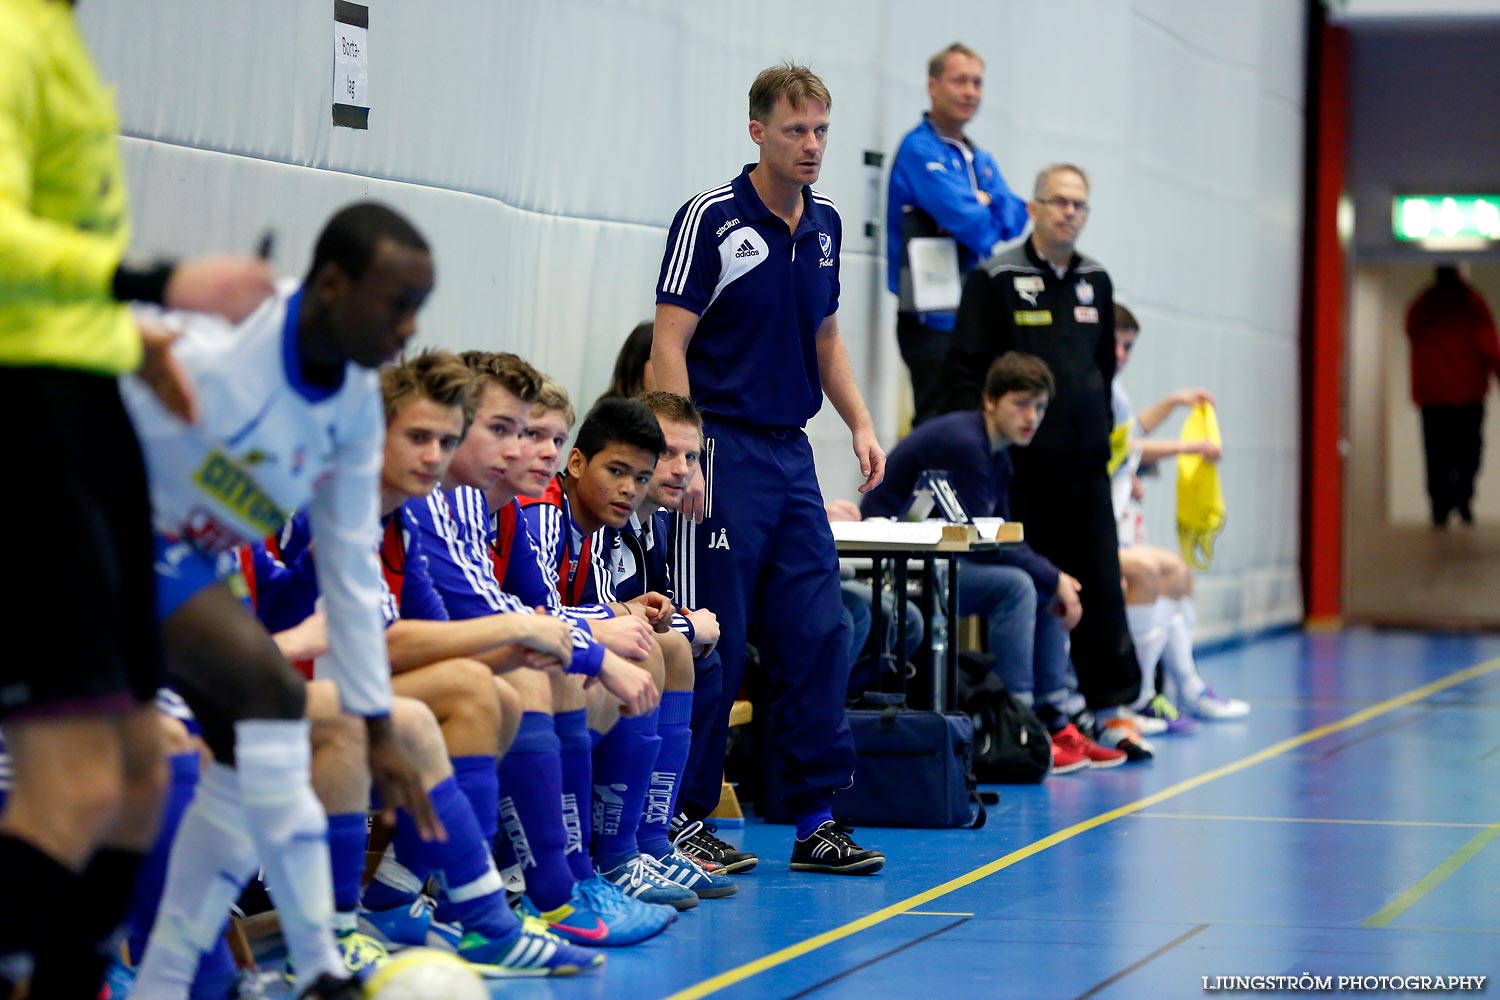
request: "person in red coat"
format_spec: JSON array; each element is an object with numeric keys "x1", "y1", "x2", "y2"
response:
[{"x1": 1405, "y1": 264, "x2": 1500, "y2": 526}]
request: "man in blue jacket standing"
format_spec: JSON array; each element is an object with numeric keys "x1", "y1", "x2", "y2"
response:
[{"x1": 887, "y1": 42, "x2": 1029, "y2": 426}]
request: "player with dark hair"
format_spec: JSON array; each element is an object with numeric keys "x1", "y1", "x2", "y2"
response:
[{"x1": 126, "y1": 202, "x2": 439, "y2": 1000}]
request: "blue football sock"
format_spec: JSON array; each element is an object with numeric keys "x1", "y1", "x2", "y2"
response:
[
  {"x1": 327, "y1": 813, "x2": 368, "y2": 916},
  {"x1": 498, "y1": 712, "x2": 575, "y2": 911},
  {"x1": 128, "y1": 751, "x2": 199, "y2": 964},
  {"x1": 421, "y1": 777, "x2": 513, "y2": 940},
  {"x1": 638, "y1": 691, "x2": 691, "y2": 858},
  {"x1": 450, "y1": 755, "x2": 499, "y2": 845},
  {"x1": 589, "y1": 712, "x2": 660, "y2": 869},
  {"x1": 124, "y1": 752, "x2": 238, "y2": 998},
  {"x1": 188, "y1": 941, "x2": 239, "y2": 1000},
  {"x1": 490, "y1": 759, "x2": 516, "y2": 873},
  {"x1": 554, "y1": 709, "x2": 596, "y2": 882},
  {"x1": 388, "y1": 806, "x2": 439, "y2": 887},
  {"x1": 795, "y1": 807, "x2": 835, "y2": 841},
  {"x1": 360, "y1": 854, "x2": 420, "y2": 913}
]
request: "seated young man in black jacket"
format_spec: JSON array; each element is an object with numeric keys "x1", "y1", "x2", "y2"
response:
[{"x1": 861, "y1": 352, "x2": 1146, "y2": 770}]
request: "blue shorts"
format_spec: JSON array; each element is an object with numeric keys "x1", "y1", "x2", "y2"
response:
[{"x1": 154, "y1": 535, "x2": 245, "y2": 620}]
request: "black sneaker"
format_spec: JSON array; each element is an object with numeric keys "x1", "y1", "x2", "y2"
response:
[
  {"x1": 1066, "y1": 708, "x2": 1097, "y2": 738},
  {"x1": 790, "y1": 821, "x2": 885, "y2": 875},
  {"x1": 297, "y1": 972, "x2": 364, "y2": 1000},
  {"x1": 670, "y1": 814, "x2": 759, "y2": 873}
]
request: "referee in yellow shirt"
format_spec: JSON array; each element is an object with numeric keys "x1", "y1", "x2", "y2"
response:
[{"x1": 0, "y1": 2, "x2": 273, "y2": 995}]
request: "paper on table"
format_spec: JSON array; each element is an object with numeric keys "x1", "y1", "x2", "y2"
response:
[
  {"x1": 972, "y1": 517, "x2": 1007, "y2": 540},
  {"x1": 829, "y1": 520, "x2": 945, "y2": 545}
]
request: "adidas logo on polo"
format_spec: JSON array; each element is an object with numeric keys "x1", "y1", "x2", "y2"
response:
[{"x1": 734, "y1": 239, "x2": 758, "y2": 258}]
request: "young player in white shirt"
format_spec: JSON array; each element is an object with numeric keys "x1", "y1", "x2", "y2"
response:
[{"x1": 124, "y1": 203, "x2": 439, "y2": 1000}]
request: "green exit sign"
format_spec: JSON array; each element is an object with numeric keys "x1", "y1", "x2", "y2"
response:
[{"x1": 1393, "y1": 194, "x2": 1500, "y2": 242}]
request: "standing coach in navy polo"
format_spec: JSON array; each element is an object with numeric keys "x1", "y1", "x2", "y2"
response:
[{"x1": 651, "y1": 64, "x2": 888, "y2": 874}]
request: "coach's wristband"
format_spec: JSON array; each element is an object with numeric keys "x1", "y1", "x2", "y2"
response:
[{"x1": 111, "y1": 262, "x2": 175, "y2": 305}]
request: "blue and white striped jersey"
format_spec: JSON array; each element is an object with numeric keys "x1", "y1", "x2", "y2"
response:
[
  {"x1": 406, "y1": 487, "x2": 604, "y2": 676},
  {"x1": 602, "y1": 510, "x2": 694, "y2": 641}
]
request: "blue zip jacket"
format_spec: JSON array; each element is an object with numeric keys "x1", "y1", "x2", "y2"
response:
[{"x1": 886, "y1": 116, "x2": 1028, "y2": 330}]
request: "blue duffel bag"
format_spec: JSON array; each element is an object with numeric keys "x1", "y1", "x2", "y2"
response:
[{"x1": 831, "y1": 700, "x2": 988, "y2": 829}]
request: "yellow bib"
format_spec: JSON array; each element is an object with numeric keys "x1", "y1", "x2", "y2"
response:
[
  {"x1": 1107, "y1": 421, "x2": 1132, "y2": 477},
  {"x1": 1176, "y1": 403, "x2": 1224, "y2": 570}
]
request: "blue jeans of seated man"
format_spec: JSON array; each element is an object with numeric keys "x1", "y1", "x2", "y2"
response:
[
  {"x1": 955, "y1": 560, "x2": 1079, "y2": 716},
  {"x1": 840, "y1": 581, "x2": 924, "y2": 698},
  {"x1": 840, "y1": 583, "x2": 871, "y2": 668}
]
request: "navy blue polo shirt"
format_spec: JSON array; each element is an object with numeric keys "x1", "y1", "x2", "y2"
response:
[{"x1": 656, "y1": 163, "x2": 841, "y2": 429}]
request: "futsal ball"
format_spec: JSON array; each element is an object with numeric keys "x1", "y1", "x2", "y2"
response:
[{"x1": 363, "y1": 947, "x2": 488, "y2": 1000}]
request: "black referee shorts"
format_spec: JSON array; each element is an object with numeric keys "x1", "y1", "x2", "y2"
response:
[{"x1": 0, "y1": 366, "x2": 162, "y2": 720}]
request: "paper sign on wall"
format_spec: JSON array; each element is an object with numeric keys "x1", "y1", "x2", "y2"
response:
[{"x1": 333, "y1": 1, "x2": 369, "y2": 129}]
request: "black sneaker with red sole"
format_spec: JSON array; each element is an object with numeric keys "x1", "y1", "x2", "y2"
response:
[{"x1": 670, "y1": 814, "x2": 759, "y2": 874}]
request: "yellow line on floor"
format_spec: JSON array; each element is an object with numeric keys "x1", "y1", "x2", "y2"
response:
[
  {"x1": 1363, "y1": 820, "x2": 1500, "y2": 927},
  {"x1": 664, "y1": 655, "x2": 1500, "y2": 1000},
  {"x1": 1374, "y1": 924, "x2": 1500, "y2": 936},
  {"x1": 1132, "y1": 812, "x2": 1493, "y2": 829}
]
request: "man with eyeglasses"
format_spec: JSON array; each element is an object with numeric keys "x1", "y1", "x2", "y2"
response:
[
  {"x1": 938, "y1": 164, "x2": 1152, "y2": 761},
  {"x1": 886, "y1": 42, "x2": 1028, "y2": 427}
]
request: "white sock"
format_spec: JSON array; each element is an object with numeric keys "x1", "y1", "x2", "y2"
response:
[
  {"x1": 133, "y1": 763, "x2": 259, "y2": 1000},
  {"x1": 370, "y1": 843, "x2": 425, "y2": 904},
  {"x1": 235, "y1": 718, "x2": 342, "y2": 990},
  {"x1": 1125, "y1": 603, "x2": 1167, "y2": 709},
  {"x1": 1160, "y1": 598, "x2": 1206, "y2": 705},
  {"x1": 441, "y1": 857, "x2": 505, "y2": 905}
]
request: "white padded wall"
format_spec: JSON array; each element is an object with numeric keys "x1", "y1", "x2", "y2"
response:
[{"x1": 78, "y1": 0, "x2": 1305, "y2": 641}]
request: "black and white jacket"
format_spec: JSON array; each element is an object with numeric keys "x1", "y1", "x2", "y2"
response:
[{"x1": 939, "y1": 238, "x2": 1117, "y2": 469}]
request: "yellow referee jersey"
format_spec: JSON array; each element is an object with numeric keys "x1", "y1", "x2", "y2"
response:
[{"x1": 0, "y1": 0, "x2": 139, "y2": 375}]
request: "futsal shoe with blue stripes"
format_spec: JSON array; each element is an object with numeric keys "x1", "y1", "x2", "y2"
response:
[
  {"x1": 452, "y1": 914, "x2": 605, "y2": 978},
  {"x1": 359, "y1": 894, "x2": 603, "y2": 977},
  {"x1": 597, "y1": 851, "x2": 700, "y2": 909},
  {"x1": 648, "y1": 845, "x2": 738, "y2": 898},
  {"x1": 358, "y1": 895, "x2": 459, "y2": 950}
]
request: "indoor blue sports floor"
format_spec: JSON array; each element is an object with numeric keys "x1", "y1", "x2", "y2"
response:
[{"x1": 275, "y1": 628, "x2": 1500, "y2": 999}]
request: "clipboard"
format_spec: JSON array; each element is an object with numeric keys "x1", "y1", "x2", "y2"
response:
[{"x1": 907, "y1": 237, "x2": 962, "y2": 312}]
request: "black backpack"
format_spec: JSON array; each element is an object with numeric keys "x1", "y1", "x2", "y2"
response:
[{"x1": 957, "y1": 653, "x2": 1053, "y2": 783}]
